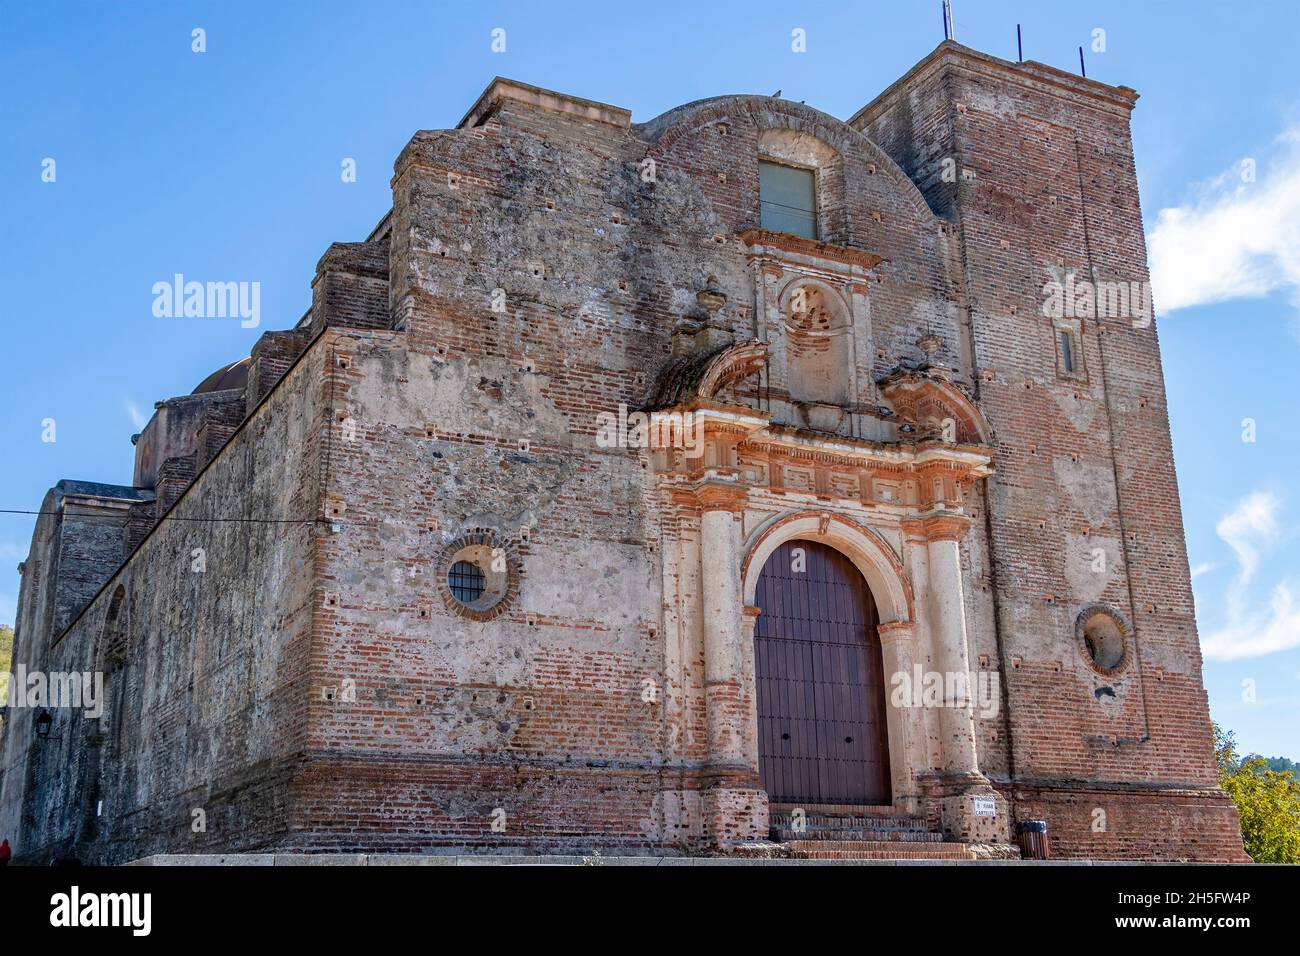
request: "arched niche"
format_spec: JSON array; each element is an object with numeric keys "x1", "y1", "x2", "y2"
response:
[{"x1": 778, "y1": 279, "x2": 853, "y2": 406}]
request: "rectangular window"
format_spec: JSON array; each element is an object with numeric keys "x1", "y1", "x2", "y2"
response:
[
  {"x1": 1059, "y1": 330, "x2": 1075, "y2": 374},
  {"x1": 759, "y1": 161, "x2": 817, "y2": 239}
]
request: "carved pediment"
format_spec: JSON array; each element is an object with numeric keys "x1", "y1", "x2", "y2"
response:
[
  {"x1": 645, "y1": 340, "x2": 767, "y2": 411},
  {"x1": 878, "y1": 367, "x2": 991, "y2": 446}
]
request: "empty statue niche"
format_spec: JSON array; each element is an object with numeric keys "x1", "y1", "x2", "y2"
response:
[{"x1": 784, "y1": 283, "x2": 850, "y2": 406}]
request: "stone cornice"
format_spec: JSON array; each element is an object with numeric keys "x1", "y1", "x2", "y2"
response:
[
  {"x1": 850, "y1": 40, "x2": 1139, "y2": 130},
  {"x1": 693, "y1": 478, "x2": 750, "y2": 513},
  {"x1": 652, "y1": 408, "x2": 994, "y2": 484},
  {"x1": 738, "y1": 229, "x2": 885, "y2": 272},
  {"x1": 60, "y1": 495, "x2": 148, "y2": 518},
  {"x1": 746, "y1": 428, "x2": 992, "y2": 477},
  {"x1": 667, "y1": 474, "x2": 749, "y2": 513},
  {"x1": 457, "y1": 76, "x2": 632, "y2": 130}
]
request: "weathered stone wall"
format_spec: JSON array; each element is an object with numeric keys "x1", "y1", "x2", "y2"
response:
[
  {"x1": 134, "y1": 392, "x2": 241, "y2": 490},
  {"x1": 0, "y1": 346, "x2": 327, "y2": 863},
  {"x1": 293, "y1": 83, "x2": 982, "y2": 851},
  {"x1": 1006, "y1": 783, "x2": 1249, "y2": 861},
  {"x1": 299, "y1": 323, "x2": 671, "y2": 850}
]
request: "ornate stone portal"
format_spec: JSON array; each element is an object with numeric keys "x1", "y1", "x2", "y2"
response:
[{"x1": 648, "y1": 303, "x2": 1007, "y2": 846}]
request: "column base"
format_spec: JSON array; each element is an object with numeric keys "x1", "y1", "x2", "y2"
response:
[
  {"x1": 920, "y1": 771, "x2": 1011, "y2": 844},
  {"x1": 702, "y1": 787, "x2": 769, "y2": 848}
]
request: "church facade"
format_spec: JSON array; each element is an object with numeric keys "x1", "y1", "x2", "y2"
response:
[{"x1": 0, "y1": 41, "x2": 1247, "y2": 863}]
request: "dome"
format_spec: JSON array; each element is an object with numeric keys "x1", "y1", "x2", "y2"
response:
[{"x1": 191, "y1": 357, "x2": 251, "y2": 395}]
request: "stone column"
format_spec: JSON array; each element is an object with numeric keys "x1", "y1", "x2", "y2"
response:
[
  {"x1": 695, "y1": 480, "x2": 765, "y2": 847},
  {"x1": 919, "y1": 513, "x2": 1008, "y2": 845},
  {"x1": 878, "y1": 620, "x2": 921, "y2": 815},
  {"x1": 924, "y1": 516, "x2": 980, "y2": 776},
  {"x1": 700, "y1": 503, "x2": 743, "y2": 763},
  {"x1": 739, "y1": 605, "x2": 763, "y2": 771}
]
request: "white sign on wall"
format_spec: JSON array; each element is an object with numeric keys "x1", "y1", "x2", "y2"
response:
[{"x1": 972, "y1": 796, "x2": 997, "y2": 817}]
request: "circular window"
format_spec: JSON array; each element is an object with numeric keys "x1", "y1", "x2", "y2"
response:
[
  {"x1": 448, "y1": 561, "x2": 485, "y2": 604},
  {"x1": 1075, "y1": 605, "x2": 1129, "y2": 674},
  {"x1": 437, "y1": 533, "x2": 518, "y2": 621}
]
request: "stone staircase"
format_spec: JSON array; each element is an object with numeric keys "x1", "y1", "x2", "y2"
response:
[{"x1": 769, "y1": 804, "x2": 976, "y2": 861}]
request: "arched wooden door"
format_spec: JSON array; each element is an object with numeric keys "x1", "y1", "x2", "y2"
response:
[{"x1": 753, "y1": 539, "x2": 891, "y2": 805}]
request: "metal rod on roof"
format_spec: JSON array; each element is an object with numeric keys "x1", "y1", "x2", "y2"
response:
[
  {"x1": 1017, "y1": 24, "x2": 1023, "y2": 62},
  {"x1": 1079, "y1": 46, "x2": 1086, "y2": 77},
  {"x1": 942, "y1": 1, "x2": 950, "y2": 41}
]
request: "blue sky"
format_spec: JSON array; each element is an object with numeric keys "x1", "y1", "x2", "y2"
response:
[{"x1": 2, "y1": 1, "x2": 1297, "y2": 759}]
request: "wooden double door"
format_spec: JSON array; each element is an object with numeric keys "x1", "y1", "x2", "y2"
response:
[{"x1": 753, "y1": 539, "x2": 892, "y2": 805}]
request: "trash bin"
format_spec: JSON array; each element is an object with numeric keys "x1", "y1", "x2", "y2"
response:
[{"x1": 1018, "y1": 819, "x2": 1049, "y2": 860}]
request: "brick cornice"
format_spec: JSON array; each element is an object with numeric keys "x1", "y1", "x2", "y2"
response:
[{"x1": 457, "y1": 76, "x2": 632, "y2": 130}]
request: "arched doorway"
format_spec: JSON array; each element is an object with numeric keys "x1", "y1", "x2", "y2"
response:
[{"x1": 753, "y1": 539, "x2": 892, "y2": 805}]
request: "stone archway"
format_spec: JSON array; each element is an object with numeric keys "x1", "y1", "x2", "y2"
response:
[
  {"x1": 752, "y1": 538, "x2": 892, "y2": 805},
  {"x1": 743, "y1": 512, "x2": 914, "y2": 625},
  {"x1": 741, "y1": 511, "x2": 920, "y2": 812}
]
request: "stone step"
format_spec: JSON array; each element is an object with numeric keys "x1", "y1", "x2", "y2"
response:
[
  {"x1": 771, "y1": 826, "x2": 944, "y2": 843},
  {"x1": 786, "y1": 840, "x2": 975, "y2": 861},
  {"x1": 769, "y1": 805, "x2": 949, "y2": 851},
  {"x1": 769, "y1": 813, "x2": 930, "y2": 831},
  {"x1": 770, "y1": 802, "x2": 902, "y2": 815}
]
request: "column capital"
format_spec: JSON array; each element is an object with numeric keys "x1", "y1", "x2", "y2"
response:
[
  {"x1": 877, "y1": 620, "x2": 915, "y2": 645},
  {"x1": 694, "y1": 478, "x2": 748, "y2": 513},
  {"x1": 902, "y1": 510, "x2": 972, "y2": 543}
]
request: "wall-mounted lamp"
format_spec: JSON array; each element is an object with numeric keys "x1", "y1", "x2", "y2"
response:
[{"x1": 34, "y1": 709, "x2": 53, "y2": 740}]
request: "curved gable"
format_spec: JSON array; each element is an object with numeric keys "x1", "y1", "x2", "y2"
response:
[{"x1": 636, "y1": 95, "x2": 937, "y2": 222}]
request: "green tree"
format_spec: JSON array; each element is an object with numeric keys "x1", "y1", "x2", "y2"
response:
[
  {"x1": 1264, "y1": 756, "x2": 1300, "y2": 776},
  {"x1": 0, "y1": 624, "x2": 11, "y2": 736},
  {"x1": 1214, "y1": 723, "x2": 1300, "y2": 864},
  {"x1": 0, "y1": 624, "x2": 11, "y2": 700}
]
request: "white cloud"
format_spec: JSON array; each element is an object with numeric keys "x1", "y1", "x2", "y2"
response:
[
  {"x1": 1216, "y1": 490, "x2": 1279, "y2": 582},
  {"x1": 1189, "y1": 561, "x2": 1217, "y2": 579},
  {"x1": 1148, "y1": 129, "x2": 1300, "y2": 318},
  {"x1": 1200, "y1": 490, "x2": 1300, "y2": 660},
  {"x1": 125, "y1": 399, "x2": 146, "y2": 431}
]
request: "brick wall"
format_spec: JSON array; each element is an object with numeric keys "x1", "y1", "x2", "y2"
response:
[{"x1": 858, "y1": 42, "x2": 1241, "y2": 859}]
